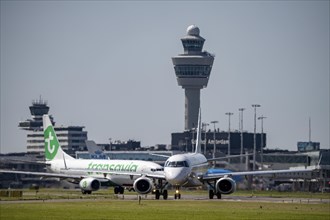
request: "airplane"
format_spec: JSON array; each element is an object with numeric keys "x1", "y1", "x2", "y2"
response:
[
  {"x1": 0, "y1": 115, "x2": 167, "y2": 198},
  {"x1": 161, "y1": 108, "x2": 315, "y2": 199},
  {"x1": 1, "y1": 112, "x2": 316, "y2": 200}
]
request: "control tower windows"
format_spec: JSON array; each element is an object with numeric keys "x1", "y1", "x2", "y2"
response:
[
  {"x1": 182, "y1": 40, "x2": 204, "y2": 53},
  {"x1": 174, "y1": 65, "x2": 211, "y2": 77}
]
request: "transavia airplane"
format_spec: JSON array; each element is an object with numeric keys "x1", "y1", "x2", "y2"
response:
[
  {"x1": 0, "y1": 115, "x2": 167, "y2": 198},
  {"x1": 1, "y1": 112, "x2": 316, "y2": 200}
]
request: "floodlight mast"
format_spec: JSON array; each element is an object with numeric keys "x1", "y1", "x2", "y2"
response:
[
  {"x1": 225, "y1": 112, "x2": 233, "y2": 163},
  {"x1": 252, "y1": 104, "x2": 261, "y2": 171},
  {"x1": 210, "y1": 121, "x2": 218, "y2": 160},
  {"x1": 258, "y1": 115, "x2": 267, "y2": 170},
  {"x1": 239, "y1": 108, "x2": 245, "y2": 164},
  {"x1": 202, "y1": 123, "x2": 209, "y2": 155}
]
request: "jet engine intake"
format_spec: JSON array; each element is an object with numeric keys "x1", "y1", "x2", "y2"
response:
[
  {"x1": 133, "y1": 177, "x2": 153, "y2": 194},
  {"x1": 79, "y1": 177, "x2": 101, "y2": 192},
  {"x1": 216, "y1": 177, "x2": 236, "y2": 194}
]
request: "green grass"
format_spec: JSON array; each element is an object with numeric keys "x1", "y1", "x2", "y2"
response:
[
  {"x1": 1, "y1": 200, "x2": 329, "y2": 220},
  {"x1": 1, "y1": 189, "x2": 329, "y2": 220},
  {"x1": 0, "y1": 188, "x2": 330, "y2": 220},
  {"x1": 226, "y1": 190, "x2": 330, "y2": 199}
]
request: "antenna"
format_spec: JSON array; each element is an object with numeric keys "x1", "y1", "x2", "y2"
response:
[{"x1": 309, "y1": 117, "x2": 311, "y2": 143}]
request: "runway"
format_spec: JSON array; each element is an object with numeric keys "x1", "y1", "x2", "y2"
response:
[
  {"x1": 1, "y1": 193, "x2": 328, "y2": 204},
  {"x1": 114, "y1": 194, "x2": 329, "y2": 204}
]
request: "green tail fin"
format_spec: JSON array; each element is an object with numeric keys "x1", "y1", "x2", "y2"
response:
[{"x1": 43, "y1": 115, "x2": 73, "y2": 161}]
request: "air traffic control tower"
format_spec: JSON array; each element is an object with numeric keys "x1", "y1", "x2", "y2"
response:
[{"x1": 172, "y1": 25, "x2": 215, "y2": 130}]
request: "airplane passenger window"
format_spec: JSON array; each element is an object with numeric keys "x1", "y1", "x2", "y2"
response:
[{"x1": 151, "y1": 168, "x2": 164, "y2": 171}]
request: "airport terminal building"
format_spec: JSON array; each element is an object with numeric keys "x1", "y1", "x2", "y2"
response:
[
  {"x1": 171, "y1": 130, "x2": 266, "y2": 156},
  {"x1": 24, "y1": 127, "x2": 87, "y2": 154}
]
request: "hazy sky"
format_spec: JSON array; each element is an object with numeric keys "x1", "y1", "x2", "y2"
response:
[{"x1": 1, "y1": 1, "x2": 329, "y2": 153}]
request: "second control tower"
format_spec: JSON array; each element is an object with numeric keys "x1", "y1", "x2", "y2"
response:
[{"x1": 172, "y1": 25, "x2": 215, "y2": 130}]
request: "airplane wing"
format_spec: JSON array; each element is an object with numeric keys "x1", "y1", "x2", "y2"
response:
[
  {"x1": 0, "y1": 168, "x2": 166, "y2": 181},
  {"x1": 63, "y1": 168, "x2": 166, "y2": 180},
  {"x1": 0, "y1": 169, "x2": 115, "y2": 184},
  {"x1": 0, "y1": 169, "x2": 84, "y2": 179},
  {"x1": 149, "y1": 153, "x2": 171, "y2": 158},
  {"x1": 0, "y1": 158, "x2": 47, "y2": 165},
  {"x1": 199, "y1": 167, "x2": 315, "y2": 181},
  {"x1": 207, "y1": 154, "x2": 253, "y2": 162}
]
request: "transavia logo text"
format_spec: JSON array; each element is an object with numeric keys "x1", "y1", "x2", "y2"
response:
[{"x1": 87, "y1": 162, "x2": 138, "y2": 173}]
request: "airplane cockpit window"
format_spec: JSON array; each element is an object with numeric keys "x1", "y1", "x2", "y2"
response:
[{"x1": 165, "y1": 161, "x2": 189, "y2": 167}]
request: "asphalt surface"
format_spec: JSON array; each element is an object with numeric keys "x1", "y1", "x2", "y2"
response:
[
  {"x1": 1, "y1": 193, "x2": 329, "y2": 204},
  {"x1": 115, "y1": 194, "x2": 329, "y2": 204}
]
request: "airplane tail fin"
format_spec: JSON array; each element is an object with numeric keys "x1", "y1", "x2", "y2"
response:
[
  {"x1": 195, "y1": 108, "x2": 202, "y2": 154},
  {"x1": 85, "y1": 140, "x2": 102, "y2": 154},
  {"x1": 85, "y1": 140, "x2": 110, "y2": 160},
  {"x1": 43, "y1": 115, "x2": 74, "y2": 161}
]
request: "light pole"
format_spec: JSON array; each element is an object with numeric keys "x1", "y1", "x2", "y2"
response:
[
  {"x1": 109, "y1": 138, "x2": 112, "y2": 151},
  {"x1": 191, "y1": 128, "x2": 196, "y2": 153},
  {"x1": 225, "y1": 112, "x2": 233, "y2": 164},
  {"x1": 252, "y1": 104, "x2": 261, "y2": 170},
  {"x1": 239, "y1": 108, "x2": 245, "y2": 164},
  {"x1": 202, "y1": 123, "x2": 209, "y2": 155},
  {"x1": 258, "y1": 116, "x2": 267, "y2": 170},
  {"x1": 210, "y1": 121, "x2": 218, "y2": 160},
  {"x1": 185, "y1": 137, "x2": 189, "y2": 152}
]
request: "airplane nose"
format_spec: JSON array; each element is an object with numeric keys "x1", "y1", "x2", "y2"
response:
[{"x1": 165, "y1": 168, "x2": 188, "y2": 186}]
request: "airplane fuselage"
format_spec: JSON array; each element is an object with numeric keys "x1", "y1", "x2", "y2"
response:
[
  {"x1": 48, "y1": 159, "x2": 164, "y2": 186},
  {"x1": 164, "y1": 153, "x2": 208, "y2": 187}
]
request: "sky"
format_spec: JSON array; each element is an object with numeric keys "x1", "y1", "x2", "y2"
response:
[{"x1": 1, "y1": 1, "x2": 329, "y2": 153}]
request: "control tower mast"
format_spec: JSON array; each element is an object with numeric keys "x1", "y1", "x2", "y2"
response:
[{"x1": 172, "y1": 25, "x2": 215, "y2": 130}]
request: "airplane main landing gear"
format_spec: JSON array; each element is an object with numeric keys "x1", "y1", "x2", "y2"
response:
[
  {"x1": 163, "y1": 189, "x2": 168, "y2": 200},
  {"x1": 209, "y1": 189, "x2": 221, "y2": 199},
  {"x1": 205, "y1": 180, "x2": 222, "y2": 199},
  {"x1": 154, "y1": 180, "x2": 169, "y2": 200},
  {"x1": 209, "y1": 189, "x2": 214, "y2": 199},
  {"x1": 81, "y1": 190, "x2": 92, "y2": 195},
  {"x1": 114, "y1": 186, "x2": 124, "y2": 194},
  {"x1": 155, "y1": 189, "x2": 168, "y2": 200}
]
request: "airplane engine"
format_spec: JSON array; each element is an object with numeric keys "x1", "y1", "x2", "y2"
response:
[
  {"x1": 133, "y1": 177, "x2": 153, "y2": 194},
  {"x1": 79, "y1": 177, "x2": 100, "y2": 192},
  {"x1": 216, "y1": 177, "x2": 236, "y2": 194}
]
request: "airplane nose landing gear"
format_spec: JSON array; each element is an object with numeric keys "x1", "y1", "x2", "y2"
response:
[{"x1": 174, "y1": 187, "x2": 181, "y2": 199}]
